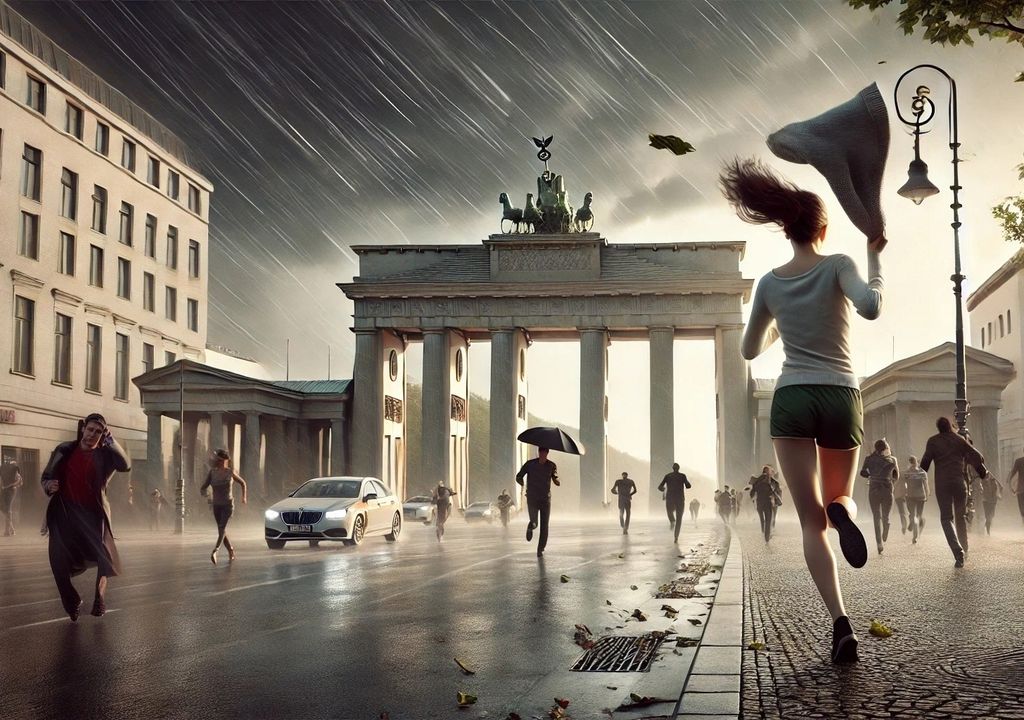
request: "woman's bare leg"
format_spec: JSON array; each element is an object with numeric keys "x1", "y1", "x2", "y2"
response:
[{"x1": 774, "y1": 438, "x2": 847, "y2": 621}]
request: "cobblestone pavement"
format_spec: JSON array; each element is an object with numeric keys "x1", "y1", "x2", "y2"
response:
[{"x1": 741, "y1": 518, "x2": 1024, "y2": 719}]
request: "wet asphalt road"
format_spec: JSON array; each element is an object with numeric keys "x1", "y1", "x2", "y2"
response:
[{"x1": 0, "y1": 513, "x2": 714, "y2": 720}]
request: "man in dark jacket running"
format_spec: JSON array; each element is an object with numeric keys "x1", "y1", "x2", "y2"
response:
[
  {"x1": 920, "y1": 417, "x2": 989, "y2": 567},
  {"x1": 610, "y1": 472, "x2": 638, "y2": 535},
  {"x1": 516, "y1": 448, "x2": 560, "y2": 557},
  {"x1": 749, "y1": 466, "x2": 777, "y2": 542},
  {"x1": 658, "y1": 463, "x2": 692, "y2": 543}
]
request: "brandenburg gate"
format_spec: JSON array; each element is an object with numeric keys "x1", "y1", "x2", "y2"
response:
[{"x1": 340, "y1": 231, "x2": 754, "y2": 511}]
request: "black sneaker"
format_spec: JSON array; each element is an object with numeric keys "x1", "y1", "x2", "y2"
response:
[
  {"x1": 954, "y1": 554, "x2": 965, "y2": 568},
  {"x1": 826, "y1": 502, "x2": 868, "y2": 569},
  {"x1": 536, "y1": 548, "x2": 544, "y2": 557},
  {"x1": 831, "y1": 616, "x2": 859, "y2": 663},
  {"x1": 526, "y1": 523, "x2": 535, "y2": 542}
]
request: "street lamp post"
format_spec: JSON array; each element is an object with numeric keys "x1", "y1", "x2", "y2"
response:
[{"x1": 894, "y1": 65, "x2": 970, "y2": 437}]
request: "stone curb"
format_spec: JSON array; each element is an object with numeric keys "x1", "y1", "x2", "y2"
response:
[{"x1": 672, "y1": 529, "x2": 743, "y2": 719}]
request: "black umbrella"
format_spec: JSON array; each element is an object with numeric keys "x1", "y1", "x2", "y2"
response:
[{"x1": 517, "y1": 427, "x2": 585, "y2": 455}]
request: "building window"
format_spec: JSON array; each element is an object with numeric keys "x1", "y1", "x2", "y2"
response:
[
  {"x1": 0, "y1": 51, "x2": 5, "y2": 89},
  {"x1": 165, "y1": 350, "x2": 176, "y2": 366},
  {"x1": 1000, "y1": 314, "x2": 1005, "y2": 338},
  {"x1": 119, "y1": 202, "x2": 134, "y2": 245},
  {"x1": 144, "y1": 214, "x2": 157, "y2": 258},
  {"x1": 115, "y1": 333, "x2": 130, "y2": 400},
  {"x1": 142, "y1": 342, "x2": 154, "y2": 374},
  {"x1": 188, "y1": 184, "x2": 201, "y2": 214},
  {"x1": 187, "y1": 298, "x2": 199, "y2": 332},
  {"x1": 26, "y1": 76, "x2": 45, "y2": 113},
  {"x1": 117, "y1": 258, "x2": 131, "y2": 300},
  {"x1": 167, "y1": 170, "x2": 179, "y2": 200},
  {"x1": 53, "y1": 313, "x2": 72, "y2": 386},
  {"x1": 95, "y1": 122, "x2": 110, "y2": 155},
  {"x1": 988, "y1": 322, "x2": 993, "y2": 344},
  {"x1": 19, "y1": 212, "x2": 39, "y2": 259},
  {"x1": 65, "y1": 103, "x2": 84, "y2": 139},
  {"x1": 188, "y1": 240, "x2": 200, "y2": 278},
  {"x1": 86, "y1": 324, "x2": 102, "y2": 392},
  {"x1": 60, "y1": 168, "x2": 78, "y2": 219},
  {"x1": 166, "y1": 226, "x2": 178, "y2": 269},
  {"x1": 121, "y1": 139, "x2": 136, "y2": 172},
  {"x1": 1009, "y1": 310, "x2": 1013, "y2": 335},
  {"x1": 21, "y1": 145, "x2": 41, "y2": 200},
  {"x1": 91, "y1": 185, "x2": 107, "y2": 233},
  {"x1": 165, "y1": 286, "x2": 177, "y2": 321},
  {"x1": 13, "y1": 296, "x2": 35, "y2": 376},
  {"x1": 981, "y1": 329, "x2": 986, "y2": 349},
  {"x1": 89, "y1": 245, "x2": 104, "y2": 287},
  {"x1": 58, "y1": 232, "x2": 75, "y2": 276},
  {"x1": 143, "y1": 272, "x2": 155, "y2": 311},
  {"x1": 147, "y1": 156, "x2": 161, "y2": 188}
]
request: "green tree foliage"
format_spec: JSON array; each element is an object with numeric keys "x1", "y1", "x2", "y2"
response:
[
  {"x1": 993, "y1": 196, "x2": 1024, "y2": 256},
  {"x1": 847, "y1": 1, "x2": 1024, "y2": 79}
]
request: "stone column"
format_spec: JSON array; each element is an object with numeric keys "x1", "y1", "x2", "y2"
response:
[
  {"x1": 974, "y1": 407, "x2": 1001, "y2": 479},
  {"x1": 490, "y1": 329, "x2": 518, "y2": 501},
  {"x1": 268, "y1": 417, "x2": 287, "y2": 494},
  {"x1": 422, "y1": 329, "x2": 451, "y2": 488},
  {"x1": 351, "y1": 329, "x2": 383, "y2": 478},
  {"x1": 649, "y1": 327, "x2": 675, "y2": 513},
  {"x1": 319, "y1": 424, "x2": 330, "y2": 476},
  {"x1": 331, "y1": 416, "x2": 347, "y2": 476},
  {"x1": 715, "y1": 326, "x2": 753, "y2": 489},
  {"x1": 145, "y1": 411, "x2": 164, "y2": 491},
  {"x1": 579, "y1": 328, "x2": 608, "y2": 511},
  {"x1": 208, "y1": 411, "x2": 226, "y2": 453},
  {"x1": 242, "y1": 411, "x2": 262, "y2": 499},
  {"x1": 288, "y1": 419, "x2": 302, "y2": 487},
  {"x1": 182, "y1": 415, "x2": 199, "y2": 487}
]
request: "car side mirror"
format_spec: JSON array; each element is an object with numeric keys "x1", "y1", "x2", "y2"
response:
[{"x1": 363, "y1": 493, "x2": 378, "y2": 502}]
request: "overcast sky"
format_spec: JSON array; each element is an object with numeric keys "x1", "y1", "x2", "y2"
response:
[{"x1": 13, "y1": 1, "x2": 1024, "y2": 479}]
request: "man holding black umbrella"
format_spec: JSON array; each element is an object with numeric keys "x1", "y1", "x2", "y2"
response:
[{"x1": 516, "y1": 447, "x2": 561, "y2": 557}]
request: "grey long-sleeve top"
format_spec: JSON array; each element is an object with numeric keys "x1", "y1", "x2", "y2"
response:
[{"x1": 742, "y1": 252, "x2": 882, "y2": 389}]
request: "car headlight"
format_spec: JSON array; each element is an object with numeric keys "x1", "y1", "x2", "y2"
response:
[
  {"x1": 265, "y1": 509, "x2": 280, "y2": 520},
  {"x1": 325, "y1": 509, "x2": 347, "y2": 519}
]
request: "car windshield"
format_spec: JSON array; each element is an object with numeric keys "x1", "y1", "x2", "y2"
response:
[
  {"x1": 292, "y1": 480, "x2": 361, "y2": 499},
  {"x1": 407, "y1": 496, "x2": 431, "y2": 503}
]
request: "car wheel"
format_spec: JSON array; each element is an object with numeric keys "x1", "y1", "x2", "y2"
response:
[
  {"x1": 350, "y1": 514, "x2": 366, "y2": 546},
  {"x1": 308, "y1": 540, "x2": 320, "y2": 548},
  {"x1": 266, "y1": 539, "x2": 286, "y2": 550},
  {"x1": 385, "y1": 512, "x2": 402, "y2": 542}
]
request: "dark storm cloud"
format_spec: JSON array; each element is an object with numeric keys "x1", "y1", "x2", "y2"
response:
[{"x1": 8, "y1": 0, "x2": 886, "y2": 375}]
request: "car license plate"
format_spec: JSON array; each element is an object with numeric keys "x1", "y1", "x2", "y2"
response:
[{"x1": 289, "y1": 524, "x2": 313, "y2": 533}]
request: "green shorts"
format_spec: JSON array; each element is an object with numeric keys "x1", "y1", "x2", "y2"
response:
[{"x1": 770, "y1": 384, "x2": 863, "y2": 450}]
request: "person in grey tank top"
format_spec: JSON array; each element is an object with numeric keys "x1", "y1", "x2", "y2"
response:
[
  {"x1": 721, "y1": 158, "x2": 886, "y2": 664},
  {"x1": 200, "y1": 449, "x2": 248, "y2": 564}
]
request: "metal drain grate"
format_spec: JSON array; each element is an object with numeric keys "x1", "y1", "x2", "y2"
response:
[{"x1": 570, "y1": 635, "x2": 665, "y2": 672}]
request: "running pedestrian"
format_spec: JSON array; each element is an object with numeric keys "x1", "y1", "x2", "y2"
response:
[
  {"x1": 1005, "y1": 454, "x2": 1024, "y2": 525},
  {"x1": 1, "y1": 455, "x2": 23, "y2": 536},
  {"x1": 749, "y1": 466, "x2": 777, "y2": 542},
  {"x1": 893, "y1": 461, "x2": 908, "y2": 536},
  {"x1": 860, "y1": 439, "x2": 898, "y2": 555},
  {"x1": 516, "y1": 448, "x2": 560, "y2": 557},
  {"x1": 903, "y1": 456, "x2": 929, "y2": 544},
  {"x1": 200, "y1": 449, "x2": 248, "y2": 564},
  {"x1": 41, "y1": 413, "x2": 130, "y2": 620},
  {"x1": 610, "y1": 472, "x2": 638, "y2": 535},
  {"x1": 689, "y1": 497, "x2": 701, "y2": 524},
  {"x1": 496, "y1": 488, "x2": 513, "y2": 529},
  {"x1": 980, "y1": 473, "x2": 1002, "y2": 535},
  {"x1": 722, "y1": 151, "x2": 886, "y2": 663},
  {"x1": 919, "y1": 417, "x2": 990, "y2": 567},
  {"x1": 431, "y1": 481, "x2": 457, "y2": 541},
  {"x1": 658, "y1": 463, "x2": 692, "y2": 542}
]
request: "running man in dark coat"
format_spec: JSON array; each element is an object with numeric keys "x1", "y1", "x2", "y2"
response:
[
  {"x1": 41, "y1": 413, "x2": 130, "y2": 620},
  {"x1": 749, "y1": 466, "x2": 777, "y2": 542},
  {"x1": 1006, "y1": 454, "x2": 1024, "y2": 525},
  {"x1": 919, "y1": 417, "x2": 989, "y2": 567},
  {"x1": 1, "y1": 456, "x2": 23, "y2": 536},
  {"x1": 658, "y1": 463, "x2": 692, "y2": 542},
  {"x1": 516, "y1": 448, "x2": 560, "y2": 556},
  {"x1": 610, "y1": 472, "x2": 638, "y2": 535}
]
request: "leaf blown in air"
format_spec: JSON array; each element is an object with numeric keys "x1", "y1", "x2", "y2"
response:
[{"x1": 648, "y1": 133, "x2": 696, "y2": 156}]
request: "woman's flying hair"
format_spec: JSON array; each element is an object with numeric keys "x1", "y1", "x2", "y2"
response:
[{"x1": 719, "y1": 158, "x2": 827, "y2": 245}]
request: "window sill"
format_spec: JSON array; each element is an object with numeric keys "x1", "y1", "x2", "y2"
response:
[
  {"x1": 114, "y1": 396, "x2": 129, "y2": 404},
  {"x1": 10, "y1": 369, "x2": 35, "y2": 380},
  {"x1": 84, "y1": 388, "x2": 102, "y2": 397},
  {"x1": 51, "y1": 380, "x2": 72, "y2": 390}
]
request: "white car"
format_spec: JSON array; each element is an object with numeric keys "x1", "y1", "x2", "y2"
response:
[
  {"x1": 264, "y1": 476, "x2": 402, "y2": 549},
  {"x1": 403, "y1": 496, "x2": 436, "y2": 524}
]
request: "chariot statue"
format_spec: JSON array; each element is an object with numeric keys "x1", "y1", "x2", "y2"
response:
[{"x1": 497, "y1": 136, "x2": 594, "y2": 234}]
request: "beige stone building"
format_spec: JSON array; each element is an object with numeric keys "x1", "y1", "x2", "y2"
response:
[
  {"x1": 0, "y1": 4, "x2": 212, "y2": 520},
  {"x1": 966, "y1": 256, "x2": 1024, "y2": 474}
]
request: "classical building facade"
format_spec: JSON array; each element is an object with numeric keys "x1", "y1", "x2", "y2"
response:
[
  {"x1": 966, "y1": 255, "x2": 1024, "y2": 473},
  {"x1": 340, "y1": 232, "x2": 755, "y2": 511},
  {"x1": 0, "y1": 4, "x2": 212, "y2": 520},
  {"x1": 133, "y1": 361, "x2": 350, "y2": 501}
]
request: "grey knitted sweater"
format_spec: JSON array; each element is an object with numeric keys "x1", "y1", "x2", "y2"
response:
[{"x1": 742, "y1": 252, "x2": 882, "y2": 389}]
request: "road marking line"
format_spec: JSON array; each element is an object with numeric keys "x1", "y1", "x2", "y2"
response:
[
  {"x1": 370, "y1": 552, "x2": 520, "y2": 605},
  {"x1": 205, "y1": 570, "x2": 325, "y2": 595},
  {"x1": 6, "y1": 608, "x2": 122, "y2": 630}
]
